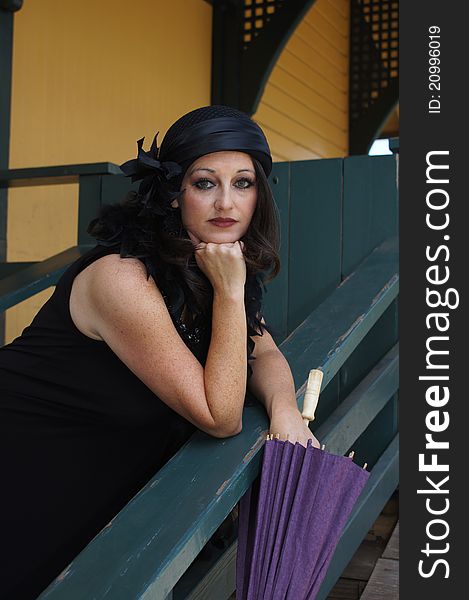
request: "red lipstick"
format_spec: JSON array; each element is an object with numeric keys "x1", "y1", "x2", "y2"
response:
[{"x1": 209, "y1": 218, "x2": 237, "y2": 228}]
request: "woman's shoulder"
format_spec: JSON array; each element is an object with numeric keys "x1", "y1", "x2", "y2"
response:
[
  {"x1": 70, "y1": 253, "x2": 159, "y2": 341},
  {"x1": 85, "y1": 252, "x2": 148, "y2": 276},
  {"x1": 75, "y1": 253, "x2": 152, "y2": 299}
]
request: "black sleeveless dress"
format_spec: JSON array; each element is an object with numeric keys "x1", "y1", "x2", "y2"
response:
[{"x1": 0, "y1": 244, "x2": 208, "y2": 599}]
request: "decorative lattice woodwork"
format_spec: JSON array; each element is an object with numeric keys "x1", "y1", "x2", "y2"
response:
[
  {"x1": 212, "y1": 0, "x2": 316, "y2": 115},
  {"x1": 349, "y1": 0, "x2": 399, "y2": 153},
  {"x1": 242, "y1": 0, "x2": 283, "y2": 47}
]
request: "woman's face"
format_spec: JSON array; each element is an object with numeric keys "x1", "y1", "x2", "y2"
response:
[{"x1": 177, "y1": 151, "x2": 257, "y2": 244}]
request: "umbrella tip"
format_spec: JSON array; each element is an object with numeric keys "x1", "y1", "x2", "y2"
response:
[
  {"x1": 348, "y1": 450, "x2": 355, "y2": 460},
  {"x1": 363, "y1": 462, "x2": 368, "y2": 470},
  {"x1": 321, "y1": 444, "x2": 326, "y2": 451}
]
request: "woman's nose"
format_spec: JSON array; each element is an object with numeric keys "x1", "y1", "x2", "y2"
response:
[{"x1": 214, "y1": 184, "x2": 234, "y2": 210}]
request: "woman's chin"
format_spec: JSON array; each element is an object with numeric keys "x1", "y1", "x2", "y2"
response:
[{"x1": 201, "y1": 228, "x2": 245, "y2": 244}]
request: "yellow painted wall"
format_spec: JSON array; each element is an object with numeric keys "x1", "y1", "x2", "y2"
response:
[
  {"x1": 5, "y1": 0, "x2": 351, "y2": 342},
  {"x1": 6, "y1": 0, "x2": 212, "y2": 343},
  {"x1": 253, "y1": 0, "x2": 350, "y2": 161}
]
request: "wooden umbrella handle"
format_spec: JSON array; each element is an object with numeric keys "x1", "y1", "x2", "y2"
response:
[{"x1": 302, "y1": 369, "x2": 323, "y2": 425}]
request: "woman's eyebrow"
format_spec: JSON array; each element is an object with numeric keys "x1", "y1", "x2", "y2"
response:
[
  {"x1": 190, "y1": 167, "x2": 215, "y2": 175},
  {"x1": 189, "y1": 167, "x2": 255, "y2": 175}
]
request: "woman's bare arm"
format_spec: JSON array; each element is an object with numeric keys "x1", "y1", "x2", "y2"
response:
[
  {"x1": 205, "y1": 288, "x2": 247, "y2": 433},
  {"x1": 248, "y1": 321, "x2": 320, "y2": 447},
  {"x1": 247, "y1": 325, "x2": 298, "y2": 419},
  {"x1": 86, "y1": 254, "x2": 246, "y2": 438}
]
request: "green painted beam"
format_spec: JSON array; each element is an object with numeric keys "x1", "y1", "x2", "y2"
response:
[
  {"x1": 0, "y1": 261, "x2": 37, "y2": 278},
  {"x1": 38, "y1": 238, "x2": 398, "y2": 600},
  {"x1": 0, "y1": 163, "x2": 122, "y2": 188},
  {"x1": 174, "y1": 539, "x2": 238, "y2": 600},
  {"x1": 0, "y1": 245, "x2": 94, "y2": 312}
]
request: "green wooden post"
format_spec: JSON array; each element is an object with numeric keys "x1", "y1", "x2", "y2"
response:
[
  {"x1": 342, "y1": 154, "x2": 398, "y2": 277},
  {"x1": 339, "y1": 153, "x2": 399, "y2": 467},
  {"x1": 77, "y1": 175, "x2": 103, "y2": 246},
  {"x1": 100, "y1": 170, "x2": 136, "y2": 206},
  {"x1": 0, "y1": 9, "x2": 14, "y2": 344},
  {"x1": 263, "y1": 162, "x2": 290, "y2": 342},
  {"x1": 288, "y1": 158, "x2": 343, "y2": 334}
]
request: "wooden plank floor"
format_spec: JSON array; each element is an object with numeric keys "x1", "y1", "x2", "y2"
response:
[
  {"x1": 230, "y1": 493, "x2": 399, "y2": 600},
  {"x1": 360, "y1": 523, "x2": 399, "y2": 599},
  {"x1": 327, "y1": 492, "x2": 399, "y2": 600},
  {"x1": 382, "y1": 522, "x2": 399, "y2": 560}
]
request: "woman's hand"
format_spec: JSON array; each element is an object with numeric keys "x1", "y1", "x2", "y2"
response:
[
  {"x1": 269, "y1": 408, "x2": 320, "y2": 449},
  {"x1": 187, "y1": 230, "x2": 246, "y2": 297}
]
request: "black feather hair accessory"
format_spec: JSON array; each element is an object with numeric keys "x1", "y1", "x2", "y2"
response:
[{"x1": 119, "y1": 135, "x2": 184, "y2": 218}]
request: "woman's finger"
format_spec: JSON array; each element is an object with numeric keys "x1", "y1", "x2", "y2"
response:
[{"x1": 187, "y1": 230, "x2": 202, "y2": 246}]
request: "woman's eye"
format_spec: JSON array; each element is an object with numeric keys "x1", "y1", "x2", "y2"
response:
[
  {"x1": 193, "y1": 178, "x2": 255, "y2": 190},
  {"x1": 235, "y1": 178, "x2": 255, "y2": 189},
  {"x1": 194, "y1": 179, "x2": 215, "y2": 190}
]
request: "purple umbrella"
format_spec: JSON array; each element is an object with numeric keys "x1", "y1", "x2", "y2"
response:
[{"x1": 236, "y1": 370, "x2": 370, "y2": 600}]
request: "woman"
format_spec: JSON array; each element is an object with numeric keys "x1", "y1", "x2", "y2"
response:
[{"x1": 0, "y1": 105, "x2": 318, "y2": 598}]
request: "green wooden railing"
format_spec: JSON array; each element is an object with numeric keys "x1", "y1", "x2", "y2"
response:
[
  {"x1": 0, "y1": 144, "x2": 399, "y2": 599},
  {"x1": 36, "y1": 237, "x2": 399, "y2": 600},
  {"x1": 0, "y1": 163, "x2": 132, "y2": 317}
]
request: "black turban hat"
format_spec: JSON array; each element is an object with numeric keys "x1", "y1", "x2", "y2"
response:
[
  {"x1": 159, "y1": 105, "x2": 272, "y2": 177},
  {"x1": 119, "y1": 105, "x2": 272, "y2": 219}
]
